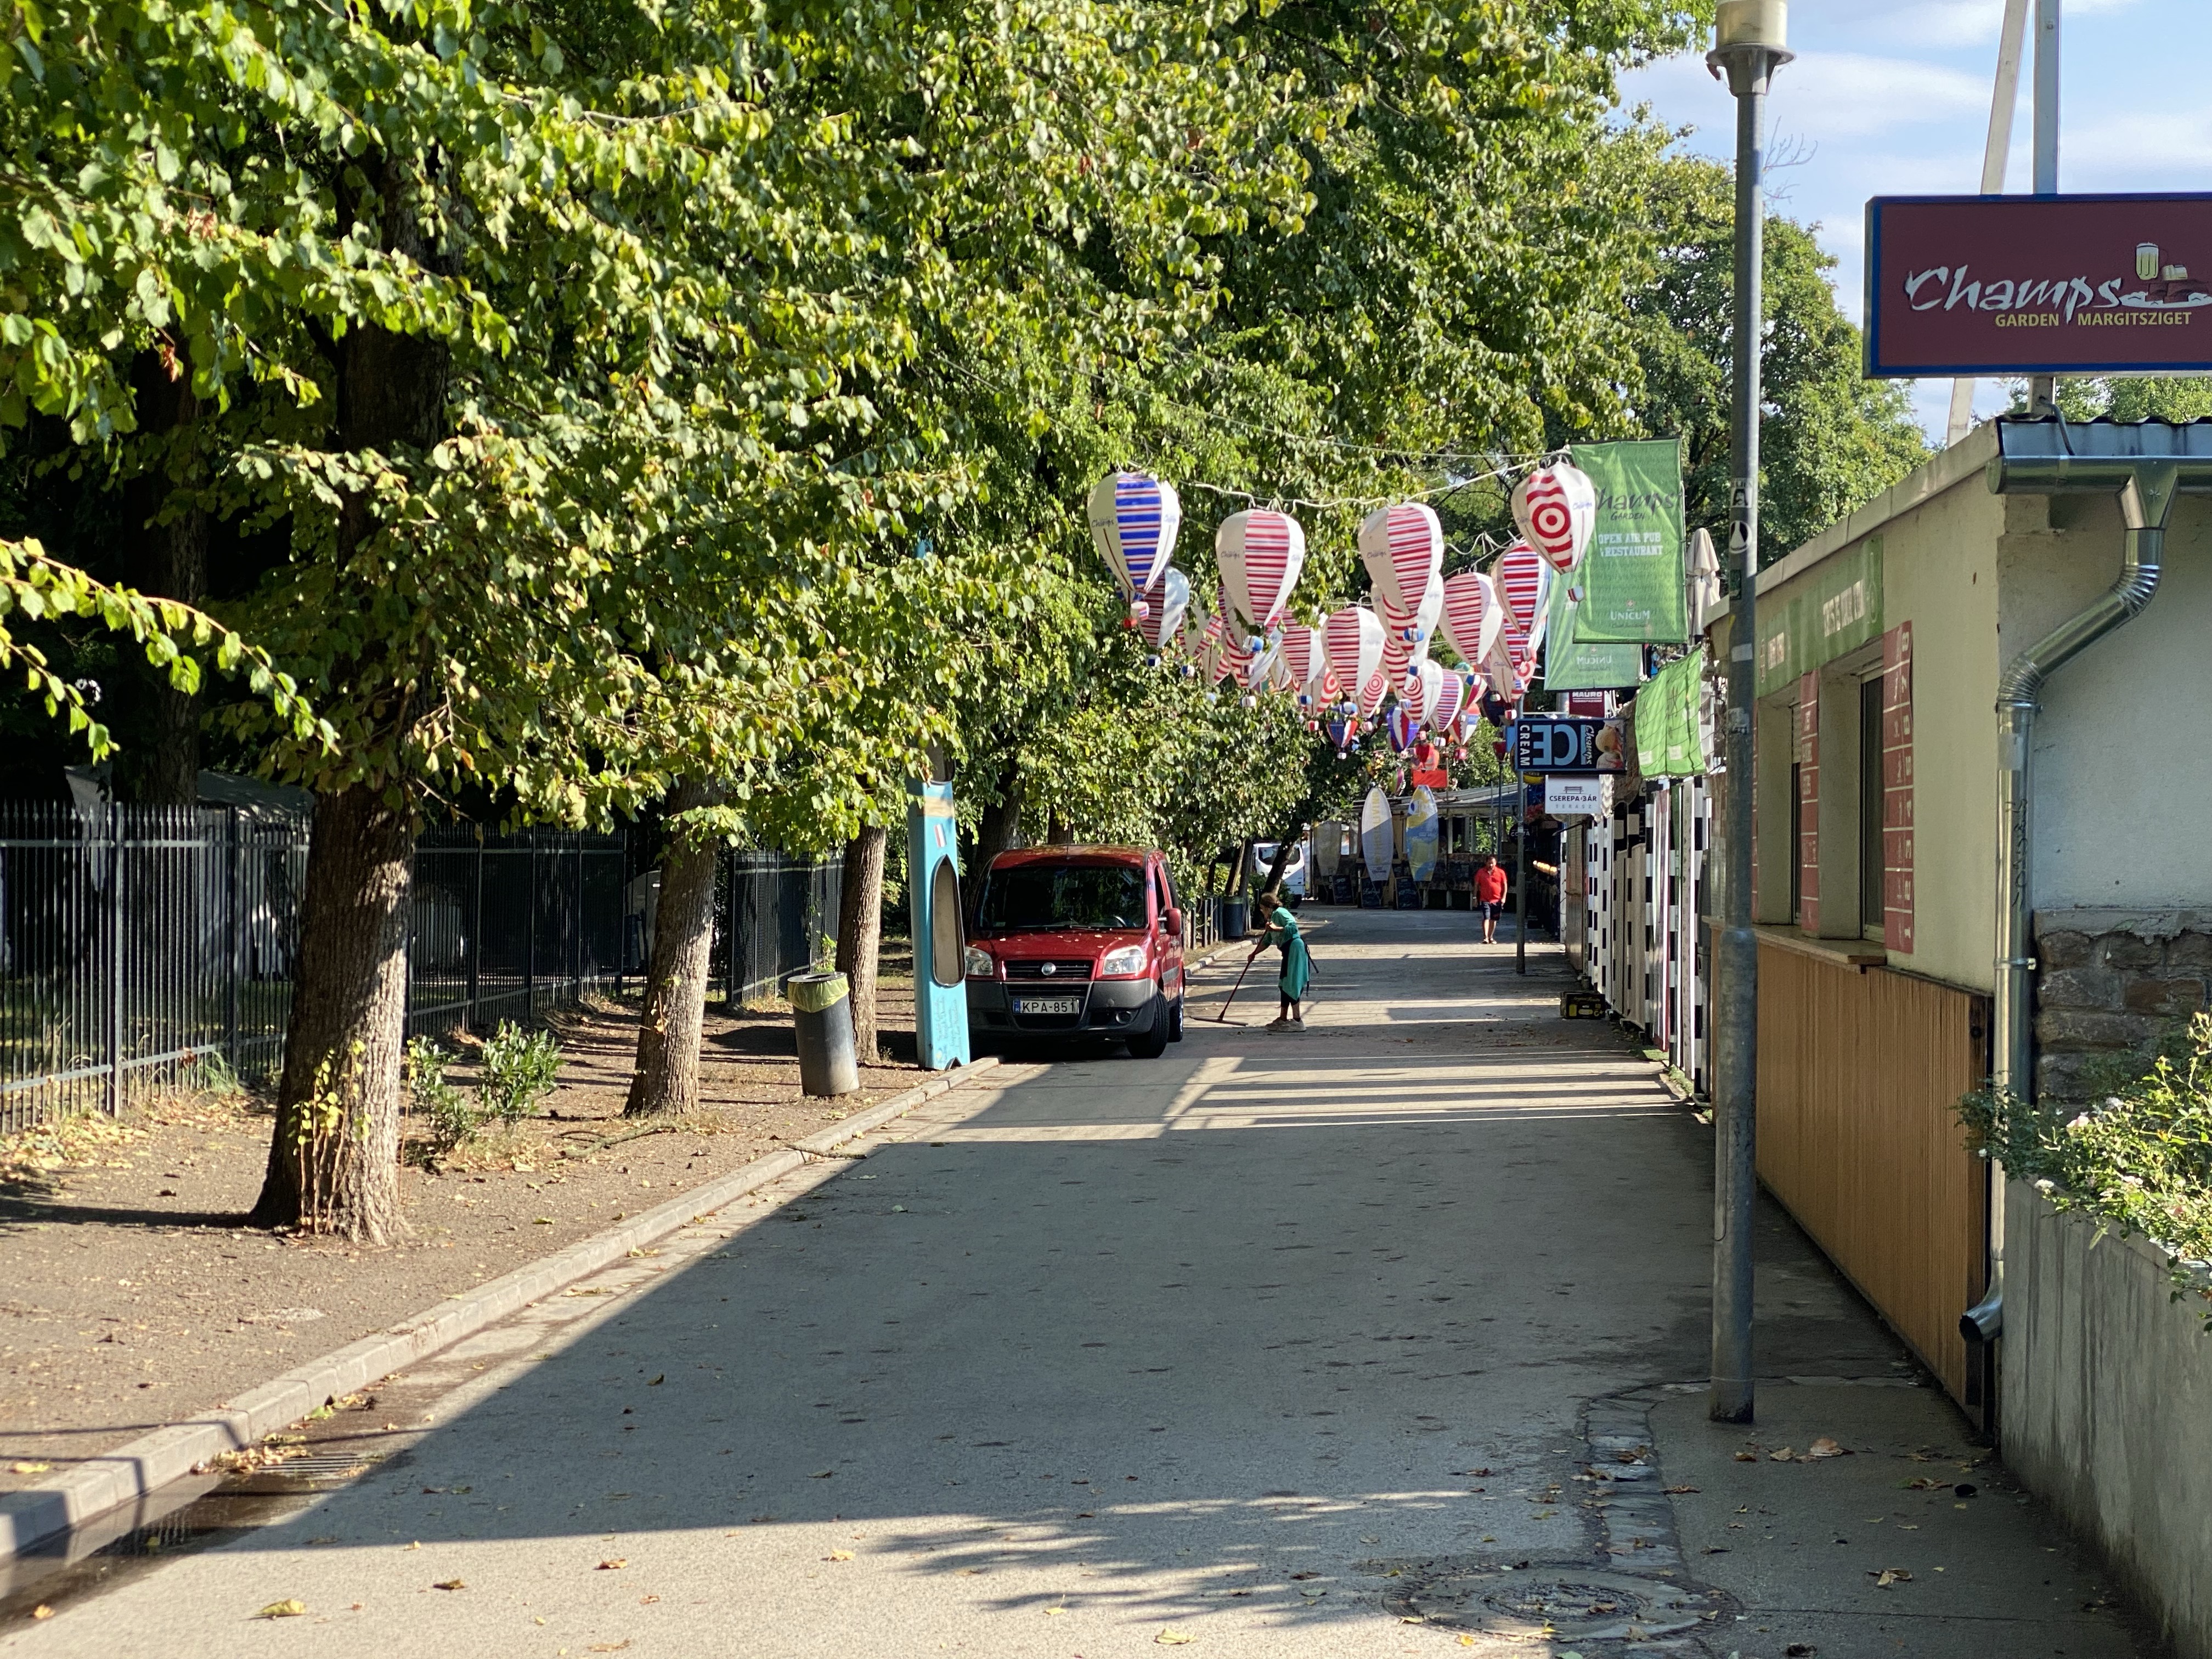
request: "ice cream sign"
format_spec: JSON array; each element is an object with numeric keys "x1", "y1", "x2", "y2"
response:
[{"x1": 1866, "y1": 193, "x2": 2212, "y2": 376}]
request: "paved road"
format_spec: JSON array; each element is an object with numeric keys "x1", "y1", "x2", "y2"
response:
[{"x1": 3, "y1": 911, "x2": 2144, "y2": 1657}]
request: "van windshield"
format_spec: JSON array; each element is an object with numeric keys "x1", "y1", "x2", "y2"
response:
[{"x1": 976, "y1": 863, "x2": 1147, "y2": 933}]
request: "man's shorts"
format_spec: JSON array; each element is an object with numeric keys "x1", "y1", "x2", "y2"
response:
[{"x1": 1479, "y1": 901, "x2": 1502, "y2": 922}]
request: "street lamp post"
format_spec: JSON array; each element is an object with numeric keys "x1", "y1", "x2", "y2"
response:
[{"x1": 1707, "y1": 0, "x2": 1791, "y2": 1428}]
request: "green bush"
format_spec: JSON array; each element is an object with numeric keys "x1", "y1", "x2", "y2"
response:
[
  {"x1": 1960, "y1": 1012, "x2": 2212, "y2": 1324},
  {"x1": 478, "y1": 1022, "x2": 561, "y2": 1125},
  {"x1": 405, "y1": 1037, "x2": 477, "y2": 1155}
]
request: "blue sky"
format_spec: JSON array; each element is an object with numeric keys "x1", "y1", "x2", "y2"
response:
[{"x1": 1617, "y1": 0, "x2": 2212, "y2": 437}]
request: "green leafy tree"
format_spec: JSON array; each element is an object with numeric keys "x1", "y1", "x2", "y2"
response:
[{"x1": 1623, "y1": 156, "x2": 1929, "y2": 561}]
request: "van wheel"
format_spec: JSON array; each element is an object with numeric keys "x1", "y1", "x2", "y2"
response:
[
  {"x1": 1127, "y1": 995, "x2": 1171, "y2": 1059},
  {"x1": 1167, "y1": 996, "x2": 1185, "y2": 1042}
]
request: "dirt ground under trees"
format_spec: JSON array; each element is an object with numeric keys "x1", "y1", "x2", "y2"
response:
[{"x1": 0, "y1": 972, "x2": 922, "y2": 1488}]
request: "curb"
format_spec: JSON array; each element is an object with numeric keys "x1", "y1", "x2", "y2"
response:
[{"x1": 0, "y1": 1056, "x2": 1003, "y2": 1564}]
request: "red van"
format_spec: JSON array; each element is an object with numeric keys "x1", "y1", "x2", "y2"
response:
[{"x1": 963, "y1": 846, "x2": 1186, "y2": 1056}]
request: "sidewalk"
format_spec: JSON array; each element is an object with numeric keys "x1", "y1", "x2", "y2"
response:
[{"x1": 1, "y1": 911, "x2": 2150, "y2": 1657}]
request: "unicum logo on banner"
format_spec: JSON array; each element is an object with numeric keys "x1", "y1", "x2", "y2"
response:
[{"x1": 1865, "y1": 194, "x2": 2212, "y2": 376}]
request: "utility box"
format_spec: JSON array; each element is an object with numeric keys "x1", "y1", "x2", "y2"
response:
[{"x1": 907, "y1": 779, "x2": 971, "y2": 1071}]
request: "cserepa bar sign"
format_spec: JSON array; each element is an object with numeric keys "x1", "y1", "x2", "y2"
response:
[{"x1": 1866, "y1": 193, "x2": 2212, "y2": 377}]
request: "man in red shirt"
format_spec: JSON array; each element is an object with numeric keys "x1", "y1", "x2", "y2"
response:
[{"x1": 1474, "y1": 854, "x2": 1508, "y2": 944}]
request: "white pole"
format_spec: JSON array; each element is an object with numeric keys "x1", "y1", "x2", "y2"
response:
[
  {"x1": 1948, "y1": 0, "x2": 2033, "y2": 447},
  {"x1": 2028, "y1": 0, "x2": 2062, "y2": 416}
]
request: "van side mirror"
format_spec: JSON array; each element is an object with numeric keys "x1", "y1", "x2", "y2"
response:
[{"x1": 1164, "y1": 906, "x2": 1182, "y2": 936}]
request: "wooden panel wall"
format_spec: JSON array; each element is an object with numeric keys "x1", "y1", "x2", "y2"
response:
[{"x1": 1757, "y1": 943, "x2": 1988, "y2": 1403}]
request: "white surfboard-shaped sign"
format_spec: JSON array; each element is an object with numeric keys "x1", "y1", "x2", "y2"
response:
[{"x1": 1360, "y1": 786, "x2": 1395, "y2": 884}]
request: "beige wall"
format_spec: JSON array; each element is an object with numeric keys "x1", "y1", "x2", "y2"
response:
[
  {"x1": 2007, "y1": 494, "x2": 2212, "y2": 911},
  {"x1": 1753, "y1": 449, "x2": 2004, "y2": 991}
]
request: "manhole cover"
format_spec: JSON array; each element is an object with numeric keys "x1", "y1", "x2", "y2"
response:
[{"x1": 1390, "y1": 1566, "x2": 1716, "y2": 1643}]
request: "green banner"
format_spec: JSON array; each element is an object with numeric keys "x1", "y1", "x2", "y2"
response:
[
  {"x1": 1568, "y1": 438, "x2": 1689, "y2": 645},
  {"x1": 1754, "y1": 536, "x2": 1884, "y2": 696},
  {"x1": 1634, "y1": 648, "x2": 1709, "y2": 776},
  {"x1": 1542, "y1": 569, "x2": 1645, "y2": 691}
]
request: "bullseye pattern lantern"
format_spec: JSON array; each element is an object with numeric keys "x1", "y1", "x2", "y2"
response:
[
  {"x1": 1216, "y1": 509, "x2": 1307, "y2": 641},
  {"x1": 1402, "y1": 659, "x2": 1444, "y2": 725},
  {"x1": 1322, "y1": 604, "x2": 1388, "y2": 720},
  {"x1": 1510, "y1": 461, "x2": 1597, "y2": 574},
  {"x1": 1138, "y1": 566, "x2": 1190, "y2": 659},
  {"x1": 1358, "y1": 502, "x2": 1444, "y2": 619},
  {"x1": 1087, "y1": 471, "x2": 1181, "y2": 616},
  {"x1": 1440, "y1": 570, "x2": 1503, "y2": 672}
]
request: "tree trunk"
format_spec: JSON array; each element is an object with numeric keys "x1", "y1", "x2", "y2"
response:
[
  {"x1": 835, "y1": 824, "x2": 888, "y2": 1063},
  {"x1": 975, "y1": 760, "x2": 1024, "y2": 860},
  {"x1": 249, "y1": 150, "x2": 452, "y2": 1235},
  {"x1": 113, "y1": 353, "x2": 207, "y2": 808},
  {"x1": 249, "y1": 785, "x2": 414, "y2": 1240},
  {"x1": 1263, "y1": 823, "x2": 1307, "y2": 894},
  {"x1": 625, "y1": 779, "x2": 722, "y2": 1117}
]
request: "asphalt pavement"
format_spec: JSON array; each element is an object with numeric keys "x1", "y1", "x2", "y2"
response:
[{"x1": 2, "y1": 909, "x2": 2148, "y2": 1657}]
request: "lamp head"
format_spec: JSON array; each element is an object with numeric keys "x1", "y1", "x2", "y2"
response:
[{"x1": 1715, "y1": 0, "x2": 1788, "y2": 52}]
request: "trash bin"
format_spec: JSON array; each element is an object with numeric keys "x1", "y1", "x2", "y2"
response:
[
  {"x1": 788, "y1": 971, "x2": 860, "y2": 1097},
  {"x1": 1217, "y1": 897, "x2": 1250, "y2": 940}
]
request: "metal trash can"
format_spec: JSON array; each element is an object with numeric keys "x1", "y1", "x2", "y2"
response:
[
  {"x1": 1217, "y1": 897, "x2": 1250, "y2": 940},
  {"x1": 788, "y1": 971, "x2": 860, "y2": 1097}
]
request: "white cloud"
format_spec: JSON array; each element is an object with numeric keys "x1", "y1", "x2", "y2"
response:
[{"x1": 1773, "y1": 53, "x2": 1989, "y2": 137}]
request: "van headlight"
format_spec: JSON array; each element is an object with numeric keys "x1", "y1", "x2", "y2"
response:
[
  {"x1": 963, "y1": 945, "x2": 995, "y2": 979},
  {"x1": 1098, "y1": 944, "x2": 1148, "y2": 978}
]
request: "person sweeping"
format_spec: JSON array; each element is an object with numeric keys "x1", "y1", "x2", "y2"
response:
[{"x1": 1248, "y1": 887, "x2": 1311, "y2": 1031}]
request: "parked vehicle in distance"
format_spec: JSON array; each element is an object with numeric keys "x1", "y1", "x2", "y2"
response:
[
  {"x1": 1250, "y1": 839, "x2": 1308, "y2": 902},
  {"x1": 963, "y1": 847, "x2": 1186, "y2": 1057}
]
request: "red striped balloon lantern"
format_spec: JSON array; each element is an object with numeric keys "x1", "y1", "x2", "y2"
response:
[
  {"x1": 1357, "y1": 502, "x2": 1444, "y2": 618},
  {"x1": 1138, "y1": 566, "x2": 1190, "y2": 658},
  {"x1": 1401, "y1": 659, "x2": 1444, "y2": 725},
  {"x1": 1386, "y1": 705, "x2": 1417, "y2": 753},
  {"x1": 1511, "y1": 461, "x2": 1597, "y2": 574},
  {"x1": 1429, "y1": 669, "x2": 1468, "y2": 735},
  {"x1": 1495, "y1": 541, "x2": 1548, "y2": 644},
  {"x1": 1440, "y1": 570, "x2": 1503, "y2": 672},
  {"x1": 1215, "y1": 509, "x2": 1307, "y2": 639},
  {"x1": 1087, "y1": 472, "x2": 1181, "y2": 601},
  {"x1": 1322, "y1": 605, "x2": 1389, "y2": 721},
  {"x1": 1279, "y1": 620, "x2": 1319, "y2": 690}
]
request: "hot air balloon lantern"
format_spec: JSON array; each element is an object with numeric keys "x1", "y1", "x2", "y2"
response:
[
  {"x1": 1440, "y1": 571, "x2": 1504, "y2": 672},
  {"x1": 1494, "y1": 541, "x2": 1548, "y2": 644},
  {"x1": 1087, "y1": 471, "x2": 1182, "y2": 603},
  {"x1": 1279, "y1": 621, "x2": 1319, "y2": 697},
  {"x1": 1215, "y1": 510, "x2": 1308, "y2": 640},
  {"x1": 1386, "y1": 705, "x2": 1417, "y2": 753},
  {"x1": 1138, "y1": 566, "x2": 1191, "y2": 663},
  {"x1": 1429, "y1": 669, "x2": 1468, "y2": 736},
  {"x1": 1511, "y1": 460, "x2": 1597, "y2": 574},
  {"x1": 1358, "y1": 503, "x2": 1444, "y2": 620},
  {"x1": 1322, "y1": 605, "x2": 1388, "y2": 723}
]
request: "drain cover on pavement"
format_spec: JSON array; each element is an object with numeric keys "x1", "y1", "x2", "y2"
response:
[{"x1": 1390, "y1": 1565, "x2": 1714, "y2": 1643}]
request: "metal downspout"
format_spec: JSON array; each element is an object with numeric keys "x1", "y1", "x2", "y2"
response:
[{"x1": 1966, "y1": 460, "x2": 2179, "y2": 1397}]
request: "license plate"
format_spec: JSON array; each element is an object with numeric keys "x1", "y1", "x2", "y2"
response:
[{"x1": 1015, "y1": 996, "x2": 1082, "y2": 1016}]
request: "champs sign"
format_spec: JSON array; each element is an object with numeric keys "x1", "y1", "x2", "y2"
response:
[{"x1": 1866, "y1": 193, "x2": 2212, "y2": 377}]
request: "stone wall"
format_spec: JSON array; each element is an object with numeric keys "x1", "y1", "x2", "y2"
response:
[{"x1": 2032, "y1": 908, "x2": 2212, "y2": 1102}]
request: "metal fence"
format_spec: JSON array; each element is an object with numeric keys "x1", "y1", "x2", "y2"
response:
[
  {"x1": 717, "y1": 851, "x2": 844, "y2": 1007},
  {"x1": 0, "y1": 803, "x2": 627, "y2": 1133}
]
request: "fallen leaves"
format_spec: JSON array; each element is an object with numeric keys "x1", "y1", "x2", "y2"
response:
[
  {"x1": 10, "y1": 1462, "x2": 51, "y2": 1475},
  {"x1": 1733, "y1": 1451, "x2": 1757, "y2": 1463},
  {"x1": 596, "y1": 1559, "x2": 628, "y2": 1571},
  {"x1": 586, "y1": 1643, "x2": 632, "y2": 1653},
  {"x1": 30, "y1": 1606, "x2": 53, "y2": 1620},
  {"x1": 257, "y1": 1599, "x2": 309, "y2": 1619},
  {"x1": 1769, "y1": 1438, "x2": 1850, "y2": 1463},
  {"x1": 1156, "y1": 1629, "x2": 1195, "y2": 1646},
  {"x1": 433, "y1": 1579, "x2": 466, "y2": 1592},
  {"x1": 825, "y1": 1550, "x2": 855, "y2": 1562},
  {"x1": 1662, "y1": 1485, "x2": 1700, "y2": 1494},
  {"x1": 1871, "y1": 1568, "x2": 1914, "y2": 1588}
]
